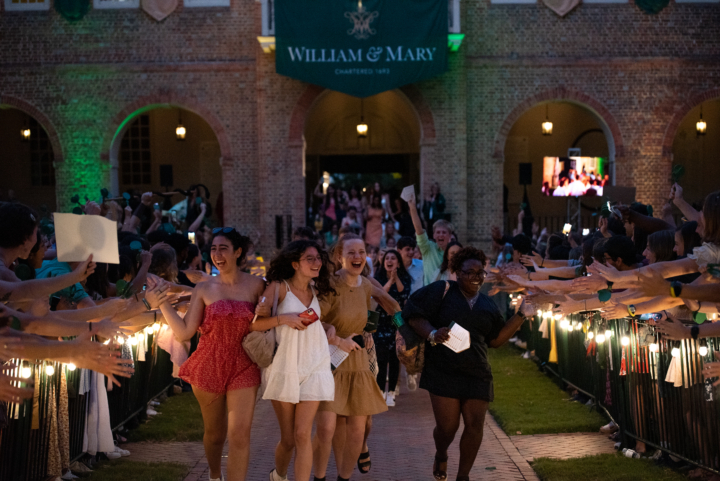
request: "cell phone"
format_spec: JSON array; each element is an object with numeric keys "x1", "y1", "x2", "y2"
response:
[
  {"x1": 352, "y1": 334, "x2": 365, "y2": 349},
  {"x1": 299, "y1": 308, "x2": 319, "y2": 326},
  {"x1": 639, "y1": 313, "x2": 662, "y2": 321},
  {"x1": 187, "y1": 232, "x2": 196, "y2": 244},
  {"x1": 154, "y1": 203, "x2": 160, "y2": 211}
]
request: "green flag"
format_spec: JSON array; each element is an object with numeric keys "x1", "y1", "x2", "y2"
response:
[{"x1": 275, "y1": 0, "x2": 449, "y2": 98}]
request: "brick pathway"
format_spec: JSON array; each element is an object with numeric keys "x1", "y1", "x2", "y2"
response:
[
  {"x1": 509, "y1": 432, "x2": 616, "y2": 463},
  {"x1": 124, "y1": 382, "x2": 541, "y2": 481}
]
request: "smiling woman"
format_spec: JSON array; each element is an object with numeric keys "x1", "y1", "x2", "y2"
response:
[
  {"x1": 403, "y1": 246, "x2": 534, "y2": 481},
  {"x1": 155, "y1": 228, "x2": 266, "y2": 481}
]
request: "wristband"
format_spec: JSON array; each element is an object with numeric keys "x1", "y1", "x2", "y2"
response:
[
  {"x1": 670, "y1": 281, "x2": 682, "y2": 298},
  {"x1": 691, "y1": 325, "x2": 700, "y2": 341},
  {"x1": 627, "y1": 304, "x2": 636, "y2": 317},
  {"x1": 607, "y1": 281, "x2": 614, "y2": 290},
  {"x1": 428, "y1": 330, "x2": 438, "y2": 347},
  {"x1": 142, "y1": 297, "x2": 151, "y2": 310}
]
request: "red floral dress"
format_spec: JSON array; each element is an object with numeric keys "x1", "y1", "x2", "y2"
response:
[{"x1": 179, "y1": 299, "x2": 261, "y2": 394}]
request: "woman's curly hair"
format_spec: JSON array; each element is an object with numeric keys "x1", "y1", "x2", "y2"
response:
[
  {"x1": 449, "y1": 246, "x2": 487, "y2": 274},
  {"x1": 265, "y1": 240, "x2": 337, "y2": 299}
]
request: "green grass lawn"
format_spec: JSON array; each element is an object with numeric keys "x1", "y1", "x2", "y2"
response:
[
  {"x1": 533, "y1": 453, "x2": 689, "y2": 481},
  {"x1": 88, "y1": 460, "x2": 188, "y2": 481},
  {"x1": 488, "y1": 344, "x2": 606, "y2": 435},
  {"x1": 126, "y1": 392, "x2": 205, "y2": 442}
]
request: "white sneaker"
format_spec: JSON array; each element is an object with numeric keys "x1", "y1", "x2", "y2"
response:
[
  {"x1": 386, "y1": 392, "x2": 395, "y2": 407},
  {"x1": 105, "y1": 451, "x2": 122, "y2": 460},
  {"x1": 150, "y1": 401, "x2": 161, "y2": 407},
  {"x1": 269, "y1": 469, "x2": 288, "y2": 481},
  {"x1": 394, "y1": 385, "x2": 400, "y2": 397},
  {"x1": 115, "y1": 446, "x2": 131, "y2": 457},
  {"x1": 406, "y1": 374, "x2": 417, "y2": 391},
  {"x1": 509, "y1": 336, "x2": 519, "y2": 343},
  {"x1": 522, "y1": 351, "x2": 530, "y2": 359},
  {"x1": 61, "y1": 472, "x2": 79, "y2": 480},
  {"x1": 146, "y1": 407, "x2": 158, "y2": 416},
  {"x1": 599, "y1": 421, "x2": 618, "y2": 434},
  {"x1": 209, "y1": 475, "x2": 224, "y2": 481}
]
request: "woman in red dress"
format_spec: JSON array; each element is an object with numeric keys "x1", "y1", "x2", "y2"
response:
[{"x1": 156, "y1": 228, "x2": 265, "y2": 481}]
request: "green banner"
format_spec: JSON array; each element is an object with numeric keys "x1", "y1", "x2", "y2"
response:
[{"x1": 275, "y1": 0, "x2": 448, "y2": 98}]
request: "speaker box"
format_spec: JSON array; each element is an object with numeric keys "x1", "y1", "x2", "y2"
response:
[{"x1": 519, "y1": 163, "x2": 532, "y2": 186}]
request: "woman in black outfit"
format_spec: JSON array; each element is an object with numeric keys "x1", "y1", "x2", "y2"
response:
[
  {"x1": 373, "y1": 249, "x2": 412, "y2": 406},
  {"x1": 403, "y1": 247, "x2": 533, "y2": 481}
]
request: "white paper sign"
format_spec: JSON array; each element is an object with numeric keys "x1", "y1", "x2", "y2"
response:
[
  {"x1": 54, "y1": 213, "x2": 120, "y2": 264},
  {"x1": 401, "y1": 185, "x2": 415, "y2": 202},
  {"x1": 444, "y1": 322, "x2": 471, "y2": 353}
]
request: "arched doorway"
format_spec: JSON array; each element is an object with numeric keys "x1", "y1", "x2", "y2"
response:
[
  {"x1": 502, "y1": 101, "x2": 613, "y2": 234},
  {"x1": 0, "y1": 106, "x2": 58, "y2": 212},
  {"x1": 108, "y1": 106, "x2": 223, "y2": 225},
  {"x1": 303, "y1": 89, "x2": 422, "y2": 228},
  {"x1": 671, "y1": 97, "x2": 720, "y2": 206}
]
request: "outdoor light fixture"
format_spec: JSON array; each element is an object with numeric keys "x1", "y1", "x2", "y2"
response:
[
  {"x1": 596, "y1": 334, "x2": 606, "y2": 343},
  {"x1": 671, "y1": 347, "x2": 680, "y2": 358},
  {"x1": 587, "y1": 331, "x2": 594, "y2": 340},
  {"x1": 605, "y1": 329, "x2": 613, "y2": 339},
  {"x1": 357, "y1": 98, "x2": 368, "y2": 138},
  {"x1": 21, "y1": 124, "x2": 31, "y2": 141},
  {"x1": 21, "y1": 364, "x2": 32, "y2": 379},
  {"x1": 67, "y1": 363, "x2": 77, "y2": 372},
  {"x1": 176, "y1": 111, "x2": 186, "y2": 141},
  {"x1": 542, "y1": 104, "x2": 553, "y2": 136},
  {"x1": 621, "y1": 336, "x2": 630, "y2": 347},
  {"x1": 649, "y1": 343, "x2": 659, "y2": 353},
  {"x1": 699, "y1": 340, "x2": 709, "y2": 357},
  {"x1": 696, "y1": 105, "x2": 707, "y2": 136},
  {"x1": 45, "y1": 365, "x2": 55, "y2": 376}
]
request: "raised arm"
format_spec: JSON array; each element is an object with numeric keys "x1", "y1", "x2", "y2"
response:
[
  {"x1": 671, "y1": 184, "x2": 701, "y2": 223},
  {"x1": 157, "y1": 280, "x2": 205, "y2": 341},
  {"x1": 0, "y1": 255, "x2": 96, "y2": 302},
  {"x1": 406, "y1": 191, "x2": 425, "y2": 236},
  {"x1": 489, "y1": 299, "x2": 534, "y2": 348}
]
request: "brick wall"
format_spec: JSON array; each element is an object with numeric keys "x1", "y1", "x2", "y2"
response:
[{"x1": 0, "y1": 0, "x2": 718, "y2": 252}]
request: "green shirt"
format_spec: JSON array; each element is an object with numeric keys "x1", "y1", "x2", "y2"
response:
[
  {"x1": 416, "y1": 231, "x2": 444, "y2": 286},
  {"x1": 36, "y1": 260, "x2": 89, "y2": 304}
]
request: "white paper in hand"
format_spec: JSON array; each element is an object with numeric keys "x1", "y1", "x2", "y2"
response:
[
  {"x1": 55, "y1": 213, "x2": 120, "y2": 264},
  {"x1": 443, "y1": 322, "x2": 471, "y2": 353},
  {"x1": 328, "y1": 345, "x2": 350, "y2": 370},
  {"x1": 400, "y1": 185, "x2": 415, "y2": 202}
]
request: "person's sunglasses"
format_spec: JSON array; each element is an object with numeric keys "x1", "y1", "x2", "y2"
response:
[{"x1": 212, "y1": 227, "x2": 236, "y2": 235}]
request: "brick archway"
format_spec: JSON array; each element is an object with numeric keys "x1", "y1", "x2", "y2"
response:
[
  {"x1": 101, "y1": 94, "x2": 233, "y2": 165},
  {"x1": 0, "y1": 94, "x2": 64, "y2": 163},
  {"x1": 492, "y1": 87, "x2": 625, "y2": 163},
  {"x1": 287, "y1": 85, "x2": 436, "y2": 146},
  {"x1": 661, "y1": 88, "x2": 720, "y2": 157}
]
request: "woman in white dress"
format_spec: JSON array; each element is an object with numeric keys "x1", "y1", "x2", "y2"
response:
[{"x1": 252, "y1": 240, "x2": 338, "y2": 481}]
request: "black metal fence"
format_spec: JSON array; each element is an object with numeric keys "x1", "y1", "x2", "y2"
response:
[
  {"x1": 520, "y1": 311, "x2": 720, "y2": 474},
  {"x1": 0, "y1": 335, "x2": 175, "y2": 481}
]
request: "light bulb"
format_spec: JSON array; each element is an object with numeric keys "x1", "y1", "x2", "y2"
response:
[
  {"x1": 144, "y1": 326, "x2": 153, "y2": 335},
  {"x1": 130, "y1": 335, "x2": 138, "y2": 346},
  {"x1": 45, "y1": 365, "x2": 55, "y2": 376},
  {"x1": 596, "y1": 334, "x2": 606, "y2": 343},
  {"x1": 67, "y1": 363, "x2": 77, "y2": 371},
  {"x1": 103, "y1": 339, "x2": 110, "y2": 345},
  {"x1": 554, "y1": 313, "x2": 563, "y2": 321},
  {"x1": 537, "y1": 310, "x2": 543, "y2": 317},
  {"x1": 117, "y1": 336, "x2": 125, "y2": 345},
  {"x1": 560, "y1": 319, "x2": 570, "y2": 330},
  {"x1": 699, "y1": 346, "x2": 708, "y2": 357},
  {"x1": 544, "y1": 311, "x2": 552, "y2": 319},
  {"x1": 153, "y1": 323, "x2": 161, "y2": 332},
  {"x1": 568, "y1": 324, "x2": 574, "y2": 332},
  {"x1": 621, "y1": 336, "x2": 630, "y2": 347},
  {"x1": 588, "y1": 331, "x2": 594, "y2": 340},
  {"x1": 649, "y1": 343, "x2": 659, "y2": 353},
  {"x1": 21, "y1": 367, "x2": 32, "y2": 379},
  {"x1": 671, "y1": 347, "x2": 680, "y2": 358},
  {"x1": 605, "y1": 329, "x2": 613, "y2": 338}
]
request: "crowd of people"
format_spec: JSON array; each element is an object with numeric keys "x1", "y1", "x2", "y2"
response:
[{"x1": 1, "y1": 176, "x2": 719, "y2": 481}]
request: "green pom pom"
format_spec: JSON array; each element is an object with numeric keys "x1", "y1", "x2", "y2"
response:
[
  {"x1": 123, "y1": 192, "x2": 131, "y2": 200},
  {"x1": 598, "y1": 289, "x2": 612, "y2": 303},
  {"x1": 70, "y1": 194, "x2": 80, "y2": 204},
  {"x1": 72, "y1": 207, "x2": 83, "y2": 215},
  {"x1": 129, "y1": 241, "x2": 143, "y2": 251}
]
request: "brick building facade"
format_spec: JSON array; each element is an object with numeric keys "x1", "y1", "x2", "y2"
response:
[{"x1": 1, "y1": 0, "x2": 718, "y2": 251}]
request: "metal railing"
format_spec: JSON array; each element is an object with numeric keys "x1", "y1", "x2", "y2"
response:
[
  {"x1": 0, "y1": 336, "x2": 176, "y2": 481},
  {"x1": 519, "y1": 312, "x2": 720, "y2": 474}
]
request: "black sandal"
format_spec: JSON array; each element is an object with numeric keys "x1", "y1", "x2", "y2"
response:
[
  {"x1": 433, "y1": 454, "x2": 448, "y2": 480},
  {"x1": 357, "y1": 450, "x2": 371, "y2": 474}
]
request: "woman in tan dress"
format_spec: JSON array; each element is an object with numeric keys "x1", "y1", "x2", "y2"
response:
[{"x1": 312, "y1": 234, "x2": 400, "y2": 481}]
